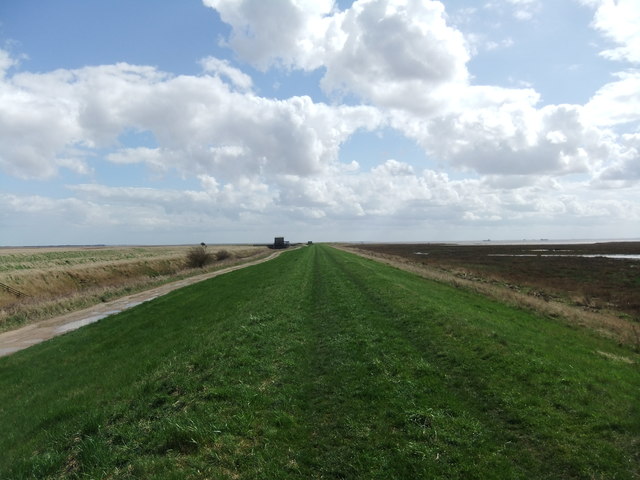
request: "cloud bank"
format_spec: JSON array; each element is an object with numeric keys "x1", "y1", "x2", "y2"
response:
[{"x1": 1, "y1": 0, "x2": 639, "y2": 244}]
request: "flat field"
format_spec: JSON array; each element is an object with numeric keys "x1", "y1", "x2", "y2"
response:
[
  {"x1": 0, "y1": 245, "x2": 638, "y2": 478},
  {"x1": 0, "y1": 244, "x2": 268, "y2": 332}
]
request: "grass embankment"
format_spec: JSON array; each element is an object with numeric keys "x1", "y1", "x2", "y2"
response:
[
  {"x1": 355, "y1": 242, "x2": 640, "y2": 318},
  {"x1": 347, "y1": 243, "x2": 640, "y2": 348},
  {"x1": 0, "y1": 245, "x2": 267, "y2": 332},
  {"x1": 0, "y1": 245, "x2": 638, "y2": 479}
]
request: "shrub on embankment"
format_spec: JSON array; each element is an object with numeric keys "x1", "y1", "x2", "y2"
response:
[
  {"x1": 0, "y1": 245, "x2": 638, "y2": 479},
  {"x1": 185, "y1": 245, "x2": 234, "y2": 268}
]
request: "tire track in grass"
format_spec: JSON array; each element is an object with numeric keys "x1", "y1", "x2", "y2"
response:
[
  {"x1": 319, "y1": 248, "x2": 539, "y2": 476},
  {"x1": 303, "y1": 249, "x2": 464, "y2": 476},
  {"x1": 314, "y1": 246, "x2": 640, "y2": 479},
  {"x1": 299, "y1": 245, "x2": 402, "y2": 478},
  {"x1": 293, "y1": 246, "x2": 516, "y2": 478}
]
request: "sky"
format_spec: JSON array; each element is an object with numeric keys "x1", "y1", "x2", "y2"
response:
[{"x1": 0, "y1": 0, "x2": 639, "y2": 245}]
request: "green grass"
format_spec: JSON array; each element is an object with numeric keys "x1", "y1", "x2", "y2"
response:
[{"x1": 0, "y1": 245, "x2": 638, "y2": 479}]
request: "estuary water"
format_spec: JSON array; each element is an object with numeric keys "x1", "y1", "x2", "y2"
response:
[{"x1": 487, "y1": 253, "x2": 640, "y2": 260}]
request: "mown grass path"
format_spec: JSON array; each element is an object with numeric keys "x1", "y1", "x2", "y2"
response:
[{"x1": 0, "y1": 245, "x2": 638, "y2": 479}]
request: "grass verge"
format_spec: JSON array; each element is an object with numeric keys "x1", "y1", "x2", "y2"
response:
[{"x1": 0, "y1": 245, "x2": 638, "y2": 479}]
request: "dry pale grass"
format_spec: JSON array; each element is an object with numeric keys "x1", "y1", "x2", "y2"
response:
[
  {"x1": 0, "y1": 245, "x2": 268, "y2": 332},
  {"x1": 337, "y1": 244, "x2": 640, "y2": 349}
]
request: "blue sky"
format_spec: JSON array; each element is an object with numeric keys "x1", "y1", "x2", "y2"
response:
[{"x1": 0, "y1": 0, "x2": 639, "y2": 245}]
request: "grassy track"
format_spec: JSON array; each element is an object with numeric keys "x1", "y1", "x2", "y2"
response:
[{"x1": 0, "y1": 245, "x2": 638, "y2": 479}]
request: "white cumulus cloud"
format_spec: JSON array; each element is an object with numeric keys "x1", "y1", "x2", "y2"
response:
[
  {"x1": 0, "y1": 50, "x2": 382, "y2": 183},
  {"x1": 584, "y1": 70, "x2": 640, "y2": 127},
  {"x1": 584, "y1": 0, "x2": 640, "y2": 64},
  {"x1": 205, "y1": 0, "x2": 470, "y2": 114},
  {"x1": 2, "y1": 0, "x2": 640, "y2": 244}
]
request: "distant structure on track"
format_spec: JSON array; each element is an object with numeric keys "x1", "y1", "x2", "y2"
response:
[{"x1": 272, "y1": 237, "x2": 290, "y2": 249}]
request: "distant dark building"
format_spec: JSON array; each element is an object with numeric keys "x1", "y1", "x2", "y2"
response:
[{"x1": 272, "y1": 237, "x2": 290, "y2": 249}]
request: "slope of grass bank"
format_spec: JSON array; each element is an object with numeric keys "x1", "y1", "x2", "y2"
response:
[
  {"x1": 0, "y1": 245, "x2": 638, "y2": 479},
  {"x1": 355, "y1": 242, "x2": 640, "y2": 319}
]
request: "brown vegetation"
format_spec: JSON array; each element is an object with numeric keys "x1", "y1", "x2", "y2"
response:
[{"x1": 186, "y1": 244, "x2": 216, "y2": 268}]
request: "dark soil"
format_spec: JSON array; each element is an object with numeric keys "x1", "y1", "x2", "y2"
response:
[{"x1": 356, "y1": 242, "x2": 640, "y2": 318}]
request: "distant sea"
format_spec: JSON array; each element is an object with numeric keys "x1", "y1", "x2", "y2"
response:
[
  {"x1": 350, "y1": 238, "x2": 640, "y2": 245},
  {"x1": 452, "y1": 238, "x2": 640, "y2": 246}
]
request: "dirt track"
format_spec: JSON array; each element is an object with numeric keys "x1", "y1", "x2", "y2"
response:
[{"x1": 0, "y1": 250, "x2": 285, "y2": 358}]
